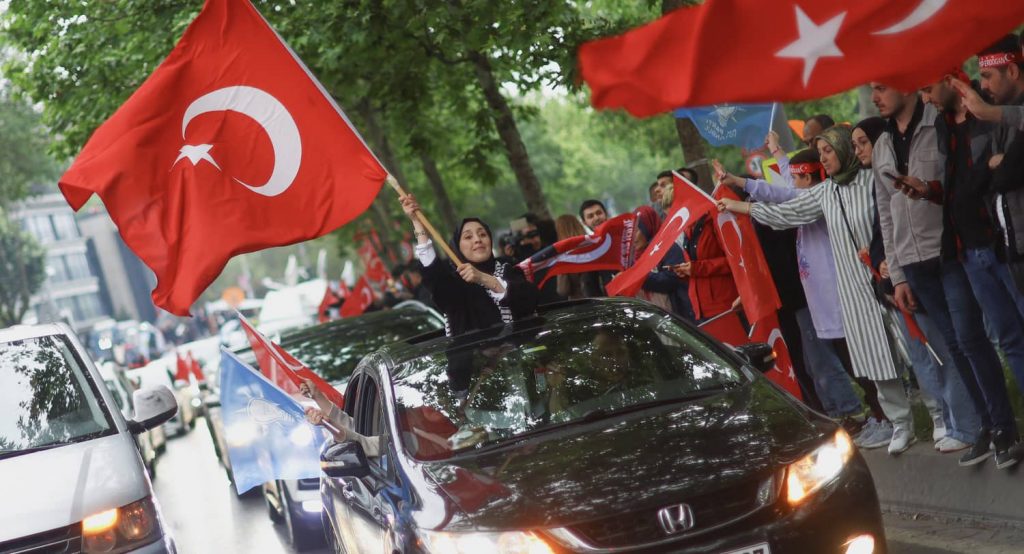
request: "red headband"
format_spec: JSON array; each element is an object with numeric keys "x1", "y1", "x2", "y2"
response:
[
  {"x1": 979, "y1": 52, "x2": 1019, "y2": 69},
  {"x1": 790, "y1": 163, "x2": 823, "y2": 176}
]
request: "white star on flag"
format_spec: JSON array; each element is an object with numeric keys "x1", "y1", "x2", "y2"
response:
[
  {"x1": 775, "y1": 6, "x2": 846, "y2": 87},
  {"x1": 649, "y1": 242, "x2": 662, "y2": 256},
  {"x1": 174, "y1": 143, "x2": 221, "y2": 170}
]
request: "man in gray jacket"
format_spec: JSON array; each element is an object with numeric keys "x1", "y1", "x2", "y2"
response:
[{"x1": 871, "y1": 83, "x2": 1006, "y2": 468}]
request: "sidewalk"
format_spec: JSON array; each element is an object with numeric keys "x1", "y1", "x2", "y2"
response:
[
  {"x1": 885, "y1": 510, "x2": 1024, "y2": 554},
  {"x1": 862, "y1": 441, "x2": 1024, "y2": 524}
]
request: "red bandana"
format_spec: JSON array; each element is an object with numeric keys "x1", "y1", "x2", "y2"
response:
[
  {"x1": 790, "y1": 163, "x2": 822, "y2": 175},
  {"x1": 979, "y1": 52, "x2": 1019, "y2": 69}
]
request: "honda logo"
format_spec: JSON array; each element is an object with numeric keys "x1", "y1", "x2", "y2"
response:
[{"x1": 657, "y1": 503, "x2": 695, "y2": 535}]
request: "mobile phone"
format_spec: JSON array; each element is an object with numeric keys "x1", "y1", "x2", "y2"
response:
[{"x1": 883, "y1": 171, "x2": 902, "y2": 182}]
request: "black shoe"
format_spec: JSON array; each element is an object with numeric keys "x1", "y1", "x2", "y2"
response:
[
  {"x1": 959, "y1": 429, "x2": 992, "y2": 467},
  {"x1": 839, "y1": 416, "x2": 865, "y2": 437},
  {"x1": 993, "y1": 430, "x2": 1022, "y2": 470}
]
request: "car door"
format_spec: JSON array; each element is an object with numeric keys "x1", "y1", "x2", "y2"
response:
[
  {"x1": 326, "y1": 374, "x2": 364, "y2": 551},
  {"x1": 339, "y1": 375, "x2": 390, "y2": 553}
]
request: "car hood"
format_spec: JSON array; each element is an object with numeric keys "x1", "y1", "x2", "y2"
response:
[
  {"x1": 421, "y1": 380, "x2": 829, "y2": 531},
  {"x1": 0, "y1": 433, "x2": 150, "y2": 541}
]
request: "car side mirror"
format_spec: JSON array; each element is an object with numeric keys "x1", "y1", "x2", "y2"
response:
[
  {"x1": 128, "y1": 386, "x2": 178, "y2": 434},
  {"x1": 735, "y1": 342, "x2": 776, "y2": 374},
  {"x1": 320, "y1": 440, "x2": 370, "y2": 479}
]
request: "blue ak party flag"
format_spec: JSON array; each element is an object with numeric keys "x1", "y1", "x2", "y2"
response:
[
  {"x1": 219, "y1": 349, "x2": 328, "y2": 494},
  {"x1": 674, "y1": 103, "x2": 776, "y2": 150}
]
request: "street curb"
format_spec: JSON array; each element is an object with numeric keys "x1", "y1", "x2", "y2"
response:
[{"x1": 862, "y1": 442, "x2": 1024, "y2": 526}]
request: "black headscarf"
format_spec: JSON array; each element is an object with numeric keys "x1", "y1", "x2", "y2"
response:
[
  {"x1": 854, "y1": 117, "x2": 886, "y2": 146},
  {"x1": 449, "y1": 218, "x2": 497, "y2": 273}
]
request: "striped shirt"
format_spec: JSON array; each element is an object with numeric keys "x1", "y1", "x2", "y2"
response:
[{"x1": 750, "y1": 169, "x2": 902, "y2": 380}]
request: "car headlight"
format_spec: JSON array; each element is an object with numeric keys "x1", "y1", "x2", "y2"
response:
[
  {"x1": 82, "y1": 496, "x2": 161, "y2": 553},
  {"x1": 786, "y1": 429, "x2": 854, "y2": 505},
  {"x1": 419, "y1": 530, "x2": 554, "y2": 554}
]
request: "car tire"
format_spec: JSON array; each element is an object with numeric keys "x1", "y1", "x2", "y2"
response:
[{"x1": 282, "y1": 487, "x2": 321, "y2": 552}]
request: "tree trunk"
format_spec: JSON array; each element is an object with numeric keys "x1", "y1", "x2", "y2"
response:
[
  {"x1": 355, "y1": 103, "x2": 406, "y2": 264},
  {"x1": 418, "y1": 152, "x2": 459, "y2": 231},
  {"x1": 468, "y1": 50, "x2": 551, "y2": 220},
  {"x1": 672, "y1": 118, "x2": 713, "y2": 192},
  {"x1": 662, "y1": 0, "x2": 713, "y2": 192}
]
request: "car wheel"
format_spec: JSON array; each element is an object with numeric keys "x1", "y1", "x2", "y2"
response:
[{"x1": 282, "y1": 488, "x2": 320, "y2": 552}]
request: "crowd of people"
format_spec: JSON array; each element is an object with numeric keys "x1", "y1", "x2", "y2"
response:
[{"x1": 320, "y1": 33, "x2": 1024, "y2": 471}]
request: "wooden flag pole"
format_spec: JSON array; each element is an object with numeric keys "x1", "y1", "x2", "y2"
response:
[{"x1": 386, "y1": 175, "x2": 462, "y2": 263}]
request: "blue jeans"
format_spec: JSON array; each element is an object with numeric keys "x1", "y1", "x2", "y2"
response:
[
  {"x1": 795, "y1": 308, "x2": 862, "y2": 417},
  {"x1": 962, "y1": 247, "x2": 1024, "y2": 408},
  {"x1": 902, "y1": 258, "x2": 1015, "y2": 436},
  {"x1": 900, "y1": 311, "x2": 978, "y2": 440}
]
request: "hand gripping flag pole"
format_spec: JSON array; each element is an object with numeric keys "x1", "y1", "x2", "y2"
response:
[{"x1": 386, "y1": 175, "x2": 462, "y2": 264}]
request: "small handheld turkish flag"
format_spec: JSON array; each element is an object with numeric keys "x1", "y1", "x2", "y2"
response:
[
  {"x1": 340, "y1": 276, "x2": 375, "y2": 318},
  {"x1": 579, "y1": 0, "x2": 1024, "y2": 116},
  {"x1": 59, "y1": 0, "x2": 387, "y2": 315},
  {"x1": 748, "y1": 313, "x2": 802, "y2": 400},
  {"x1": 519, "y1": 213, "x2": 637, "y2": 286},
  {"x1": 237, "y1": 314, "x2": 345, "y2": 408},
  {"x1": 606, "y1": 172, "x2": 714, "y2": 297},
  {"x1": 713, "y1": 186, "x2": 781, "y2": 324}
]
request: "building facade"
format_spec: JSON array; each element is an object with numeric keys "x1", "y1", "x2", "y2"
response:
[{"x1": 13, "y1": 194, "x2": 112, "y2": 331}]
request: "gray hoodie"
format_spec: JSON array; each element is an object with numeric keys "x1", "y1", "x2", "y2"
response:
[{"x1": 872, "y1": 101, "x2": 946, "y2": 284}]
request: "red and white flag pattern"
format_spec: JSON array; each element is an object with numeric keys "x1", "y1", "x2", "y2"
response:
[{"x1": 519, "y1": 213, "x2": 636, "y2": 286}]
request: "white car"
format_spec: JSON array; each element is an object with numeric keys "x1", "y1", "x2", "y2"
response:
[{"x1": 0, "y1": 323, "x2": 178, "y2": 552}]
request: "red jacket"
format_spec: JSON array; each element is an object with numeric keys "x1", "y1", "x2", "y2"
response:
[{"x1": 684, "y1": 216, "x2": 738, "y2": 320}]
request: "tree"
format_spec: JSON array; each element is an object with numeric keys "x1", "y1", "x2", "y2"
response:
[
  {"x1": 0, "y1": 93, "x2": 60, "y2": 205},
  {"x1": 0, "y1": 212, "x2": 46, "y2": 326}
]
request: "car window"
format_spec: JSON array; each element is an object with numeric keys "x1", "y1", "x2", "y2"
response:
[
  {"x1": 344, "y1": 375, "x2": 362, "y2": 418},
  {"x1": 391, "y1": 307, "x2": 746, "y2": 461},
  {"x1": 0, "y1": 335, "x2": 116, "y2": 456}
]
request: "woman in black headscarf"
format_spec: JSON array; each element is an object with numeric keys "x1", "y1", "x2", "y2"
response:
[{"x1": 401, "y1": 194, "x2": 538, "y2": 336}]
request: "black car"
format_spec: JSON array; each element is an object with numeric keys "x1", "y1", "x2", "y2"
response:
[
  {"x1": 204, "y1": 301, "x2": 443, "y2": 550},
  {"x1": 319, "y1": 298, "x2": 885, "y2": 554}
]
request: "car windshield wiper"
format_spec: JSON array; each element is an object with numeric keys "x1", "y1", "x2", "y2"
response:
[
  {"x1": 0, "y1": 443, "x2": 64, "y2": 461},
  {"x1": 461, "y1": 386, "x2": 736, "y2": 456}
]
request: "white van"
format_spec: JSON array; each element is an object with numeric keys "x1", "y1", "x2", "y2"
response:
[{"x1": 0, "y1": 323, "x2": 178, "y2": 552}]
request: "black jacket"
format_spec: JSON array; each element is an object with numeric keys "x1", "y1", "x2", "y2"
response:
[{"x1": 422, "y1": 257, "x2": 539, "y2": 336}]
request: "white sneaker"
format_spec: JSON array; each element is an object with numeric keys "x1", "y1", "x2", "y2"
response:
[
  {"x1": 932, "y1": 424, "x2": 947, "y2": 443},
  {"x1": 888, "y1": 426, "x2": 917, "y2": 456},
  {"x1": 937, "y1": 437, "x2": 971, "y2": 453}
]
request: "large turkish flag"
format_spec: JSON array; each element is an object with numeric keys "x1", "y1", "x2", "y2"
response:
[
  {"x1": 579, "y1": 0, "x2": 1024, "y2": 116},
  {"x1": 748, "y1": 313, "x2": 802, "y2": 400},
  {"x1": 59, "y1": 0, "x2": 387, "y2": 315},
  {"x1": 607, "y1": 173, "x2": 714, "y2": 297}
]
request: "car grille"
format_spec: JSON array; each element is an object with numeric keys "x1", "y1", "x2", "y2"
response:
[
  {"x1": 568, "y1": 477, "x2": 767, "y2": 549},
  {"x1": 0, "y1": 523, "x2": 82, "y2": 554},
  {"x1": 297, "y1": 478, "x2": 320, "y2": 490}
]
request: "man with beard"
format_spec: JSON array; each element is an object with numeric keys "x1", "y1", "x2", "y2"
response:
[{"x1": 871, "y1": 82, "x2": 994, "y2": 466}]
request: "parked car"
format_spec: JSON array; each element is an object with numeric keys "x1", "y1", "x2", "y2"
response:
[
  {"x1": 318, "y1": 298, "x2": 886, "y2": 554},
  {"x1": 98, "y1": 361, "x2": 166, "y2": 478},
  {"x1": 205, "y1": 301, "x2": 443, "y2": 550},
  {"x1": 0, "y1": 323, "x2": 179, "y2": 553}
]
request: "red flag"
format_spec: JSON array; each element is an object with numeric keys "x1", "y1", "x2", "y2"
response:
[
  {"x1": 698, "y1": 310, "x2": 749, "y2": 348},
  {"x1": 713, "y1": 186, "x2": 781, "y2": 324},
  {"x1": 340, "y1": 276, "x2": 375, "y2": 318},
  {"x1": 578, "y1": 1, "x2": 1024, "y2": 117},
  {"x1": 188, "y1": 353, "x2": 206, "y2": 382},
  {"x1": 358, "y1": 240, "x2": 390, "y2": 285},
  {"x1": 57, "y1": 0, "x2": 387, "y2": 315},
  {"x1": 519, "y1": 213, "x2": 637, "y2": 286},
  {"x1": 174, "y1": 353, "x2": 191, "y2": 382},
  {"x1": 607, "y1": 172, "x2": 714, "y2": 297},
  {"x1": 748, "y1": 313, "x2": 802, "y2": 400},
  {"x1": 237, "y1": 314, "x2": 345, "y2": 408},
  {"x1": 317, "y1": 283, "x2": 343, "y2": 323}
]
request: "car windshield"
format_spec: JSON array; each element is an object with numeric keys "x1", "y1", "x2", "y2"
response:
[
  {"x1": 391, "y1": 306, "x2": 746, "y2": 461},
  {"x1": 0, "y1": 335, "x2": 115, "y2": 456},
  {"x1": 278, "y1": 309, "x2": 443, "y2": 382}
]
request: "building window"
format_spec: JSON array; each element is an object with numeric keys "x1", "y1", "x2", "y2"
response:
[
  {"x1": 64, "y1": 253, "x2": 92, "y2": 281},
  {"x1": 51, "y1": 213, "x2": 79, "y2": 241},
  {"x1": 28, "y1": 215, "x2": 56, "y2": 243}
]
